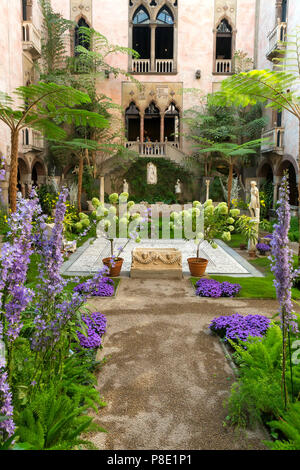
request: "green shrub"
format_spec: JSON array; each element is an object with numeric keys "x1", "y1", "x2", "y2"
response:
[{"x1": 264, "y1": 402, "x2": 300, "y2": 450}]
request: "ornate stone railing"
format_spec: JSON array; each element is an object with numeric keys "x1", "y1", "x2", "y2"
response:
[
  {"x1": 267, "y1": 21, "x2": 287, "y2": 60},
  {"x1": 22, "y1": 21, "x2": 41, "y2": 58},
  {"x1": 132, "y1": 59, "x2": 151, "y2": 73},
  {"x1": 261, "y1": 127, "x2": 284, "y2": 154},
  {"x1": 156, "y1": 59, "x2": 174, "y2": 73},
  {"x1": 125, "y1": 141, "x2": 166, "y2": 156},
  {"x1": 215, "y1": 59, "x2": 232, "y2": 74}
]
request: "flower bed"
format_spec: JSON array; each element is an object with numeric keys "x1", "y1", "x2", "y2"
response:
[
  {"x1": 77, "y1": 312, "x2": 107, "y2": 349},
  {"x1": 195, "y1": 278, "x2": 241, "y2": 298},
  {"x1": 74, "y1": 274, "x2": 115, "y2": 297},
  {"x1": 209, "y1": 313, "x2": 271, "y2": 343},
  {"x1": 256, "y1": 242, "x2": 271, "y2": 255}
]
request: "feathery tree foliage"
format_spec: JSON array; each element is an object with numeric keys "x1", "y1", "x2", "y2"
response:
[
  {"x1": 0, "y1": 83, "x2": 107, "y2": 212},
  {"x1": 213, "y1": 27, "x2": 300, "y2": 260},
  {"x1": 197, "y1": 140, "x2": 263, "y2": 208}
]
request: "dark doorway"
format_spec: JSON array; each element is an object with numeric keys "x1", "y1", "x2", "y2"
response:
[
  {"x1": 125, "y1": 102, "x2": 140, "y2": 141},
  {"x1": 216, "y1": 19, "x2": 232, "y2": 60},
  {"x1": 144, "y1": 102, "x2": 160, "y2": 142}
]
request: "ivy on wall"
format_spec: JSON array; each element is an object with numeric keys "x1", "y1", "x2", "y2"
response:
[{"x1": 123, "y1": 158, "x2": 192, "y2": 203}]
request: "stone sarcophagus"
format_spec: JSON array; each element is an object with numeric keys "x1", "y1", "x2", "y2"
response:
[{"x1": 130, "y1": 248, "x2": 182, "y2": 279}]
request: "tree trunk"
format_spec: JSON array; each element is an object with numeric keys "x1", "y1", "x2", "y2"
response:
[
  {"x1": 9, "y1": 131, "x2": 19, "y2": 213},
  {"x1": 298, "y1": 121, "x2": 300, "y2": 265},
  {"x1": 227, "y1": 161, "x2": 233, "y2": 210},
  {"x1": 77, "y1": 150, "x2": 84, "y2": 213}
]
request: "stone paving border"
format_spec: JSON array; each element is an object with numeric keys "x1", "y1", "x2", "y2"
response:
[{"x1": 61, "y1": 237, "x2": 263, "y2": 278}]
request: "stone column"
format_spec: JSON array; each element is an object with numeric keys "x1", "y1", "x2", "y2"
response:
[
  {"x1": 160, "y1": 112, "x2": 164, "y2": 143},
  {"x1": 275, "y1": 1, "x2": 282, "y2": 21},
  {"x1": 150, "y1": 24, "x2": 156, "y2": 72},
  {"x1": 100, "y1": 176, "x2": 105, "y2": 204},
  {"x1": 140, "y1": 112, "x2": 145, "y2": 143},
  {"x1": 205, "y1": 179, "x2": 210, "y2": 201},
  {"x1": 273, "y1": 176, "x2": 280, "y2": 208}
]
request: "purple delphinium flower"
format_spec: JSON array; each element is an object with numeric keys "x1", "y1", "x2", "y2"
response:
[
  {"x1": 77, "y1": 312, "x2": 107, "y2": 349},
  {"x1": 270, "y1": 175, "x2": 299, "y2": 331},
  {"x1": 209, "y1": 313, "x2": 271, "y2": 343},
  {"x1": 0, "y1": 370, "x2": 15, "y2": 439},
  {"x1": 0, "y1": 195, "x2": 38, "y2": 341},
  {"x1": 195, "y1": 279, "x2": 241, "y2": 298}
]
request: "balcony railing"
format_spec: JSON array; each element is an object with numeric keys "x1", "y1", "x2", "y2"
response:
[
  {"x1": 215, "y1": 59, "x2": 232, "y2": 74},
  {"x1": 125, "y1": 141, "x2": 166, "y2": 156},
  {"x1": 156, "y1": 59, "x2": 174, "y2": 73},
  {"x1": 131, "y1": 58, "x2": 175, "y2": 74},
  {"x1": 266, "y1": 20, "x2": 287, "y2": 60},
  {"x1": 21, "y1": 128, "x2": 44, "y2": 152},
  {"x1": 261, "y1": 127, "x2": 284, "y2": 154},
  {"x1": 22, "y1": 21, "x2": 41, "y2": 59}
]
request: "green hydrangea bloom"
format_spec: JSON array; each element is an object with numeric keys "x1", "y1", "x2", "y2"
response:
[
  {"x1": 109, "y1": 193, "x2": 119, "y2": 204},
  {"x1": 230, "y1": 208, "x2": 240, "y2": 217}
]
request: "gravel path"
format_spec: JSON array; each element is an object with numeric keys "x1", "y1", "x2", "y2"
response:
[{"x1": 87, "y1": 277, "x2": 296, "y2": 450}]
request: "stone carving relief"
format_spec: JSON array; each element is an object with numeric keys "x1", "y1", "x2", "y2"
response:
[
  {"x1": 214, "y1": 0, "x2": 236, "y2": 28},
  {"x1": 122, "y1": 82, "x2": 183, "y2": 114},
  {"x1": 70, "y1": 0, "x2": 92, "y2": 24}
]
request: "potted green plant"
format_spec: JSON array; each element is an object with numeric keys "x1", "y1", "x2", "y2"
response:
[
  {"x1": 170, "y1": 200, "x2": 242, "y2": 277},
  {"x1": 92, "y1": 192, "x2": 148, "y2": 277}
]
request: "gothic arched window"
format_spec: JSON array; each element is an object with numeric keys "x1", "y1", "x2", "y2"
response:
[
  {"x1": 155, "y1": 7, "x2": 174, "y2": 62},
  {"x1": 74, "y1": 17, "x2": 90, "y2": 56},
  {"x1": 216, "y1": 19, "x2": 232, "y2": 60},
  {"x1": 157, "y1": 7, "x2": 174, "y2": 25},
  {"x1": 132, "y1": 7, "x2": 150, "y2": 60}
]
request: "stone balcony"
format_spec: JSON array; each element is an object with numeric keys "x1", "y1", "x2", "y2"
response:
[
  {"x1": 21, "y1": 128, "x2": 44, "y2": 153},
  {"x1": 261, "y1": 127, "x2": 284, "y2": 154},
  {"x1": 131, "y1": 58, "x2": 175, "y2": 74},
  {"x1": 22, "y1": 21, "x2": 41, "y2": 59},
  {"x1": 266, "y1": 20, "x2": 287, "y2": 61},
  {"x1": 214, "y1": 59, "x2": 232, "y2": 75}
]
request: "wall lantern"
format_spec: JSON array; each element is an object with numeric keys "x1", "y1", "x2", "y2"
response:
[{"x1": 195, "y1": 70, "x2": 201, "y2": 79}]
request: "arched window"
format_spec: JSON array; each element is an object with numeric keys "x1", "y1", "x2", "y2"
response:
[
  {"x1": 132, "y1": 7, "x2": 150, "y2": 60},
  {"x1": 144, "y1": 102, "x2": 160, "y2": 141},
  {"x1": 74, "y1": 17, "x2": 90, "y2": 56},
  {"x1": 157, "y1": 7, "x2": 174, "y2": 25},
  {"x1": 165, "y1": 102, "x2": 179, "y2": 142},
  {"x1": 22, "y1": 0, "x2": 27, "y2": 20},
  {"x1": 215, "y1": 19, "x2": 233, "y2": 73},
  {"x1": 125, "y1": 102, "x2": 140, "y2": 141},
  {"x1": 155, "y1": 7, "x2": 174, "y2": 62}
]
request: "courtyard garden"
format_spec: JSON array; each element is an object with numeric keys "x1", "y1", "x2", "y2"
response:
[{"x1": 0, "y1": 0, "x2": 300, "y2": 454}]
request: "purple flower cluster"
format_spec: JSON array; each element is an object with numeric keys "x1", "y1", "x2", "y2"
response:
[
  {"x1": 195, "y1": 278, "x2": 241, "y2": 298},
  {"x1": 0, "y1": 370, "x2": 15, "y2": 439},
  {"x1": 270, "y1": 175, "x2": 298, "y2": 331},
  {"x1": 77, "y1": 312, "x2": 107, "y2": 349},
  {"x1": 209, "y1": 313, "x2": 271, "y2": 342},
  {"x1": 0, "y1": 195, "x2": 38, "y2": 341},
  {"x1": 74, "y1": 274, "x2": 114, "y2": 297},
  {"x1": 256, "y1": 242, "x2": 271, "y2": 253}
]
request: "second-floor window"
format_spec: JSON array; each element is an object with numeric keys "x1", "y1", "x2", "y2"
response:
[
  {"x1": 74, "y1": 17, "x2": 90, "y2": 56},
  {"x1": 130, "y1": 2, "x2": 177, "y2": 74},
  {"x1": 215, "y1": 19, "x2": 233, "y2": 74}
]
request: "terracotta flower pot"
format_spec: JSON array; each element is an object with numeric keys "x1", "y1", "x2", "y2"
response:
[
  {"x1": 240, "y1": 243, "x2": 247, "y2": 250},
  {"x1": 102, "y1": 257, "x2": 124, "y2": 277},
  {"x1": 187, "y1": 257, "x2": 208, "y2": 277}
]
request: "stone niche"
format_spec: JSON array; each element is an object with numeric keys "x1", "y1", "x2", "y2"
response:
[{"x1": 131, "y1": 248, "x2": 182, "y2": 279}]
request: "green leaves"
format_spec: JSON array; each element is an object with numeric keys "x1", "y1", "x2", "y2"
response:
[{"x1": 214, "y1": 69, "x2": 300, "y2": 117}]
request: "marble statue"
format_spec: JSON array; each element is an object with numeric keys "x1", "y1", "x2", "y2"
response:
[
  {"x1": 123, "y1": 179, "x2": 129, "y2": 193},
  {"x1": 175, "y1": 179, "x2": 181, "y2": 194},
  {"x1": 249, "y1": 180, "x2": 260, "y2": 220},
  {"x1": 205, "y1": 179, "x2": 210, "y2": 201},
  {"x1": 147, "y1": 162, "x2": 157, "y2": 185}
]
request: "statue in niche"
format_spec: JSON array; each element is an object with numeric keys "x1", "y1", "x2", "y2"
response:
[
  {"x1": 249, "y1": 180, "x2": 260, "y2": 220},
  {"x1": 147, "y1": 162, "x2": 157, "y2": 185},
  {"x1": 123, "y1": 179, "x2": 129, "y2": 193},
  {"x1": 175, "y1": 179, "x2": 181, "y2": 194}
]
